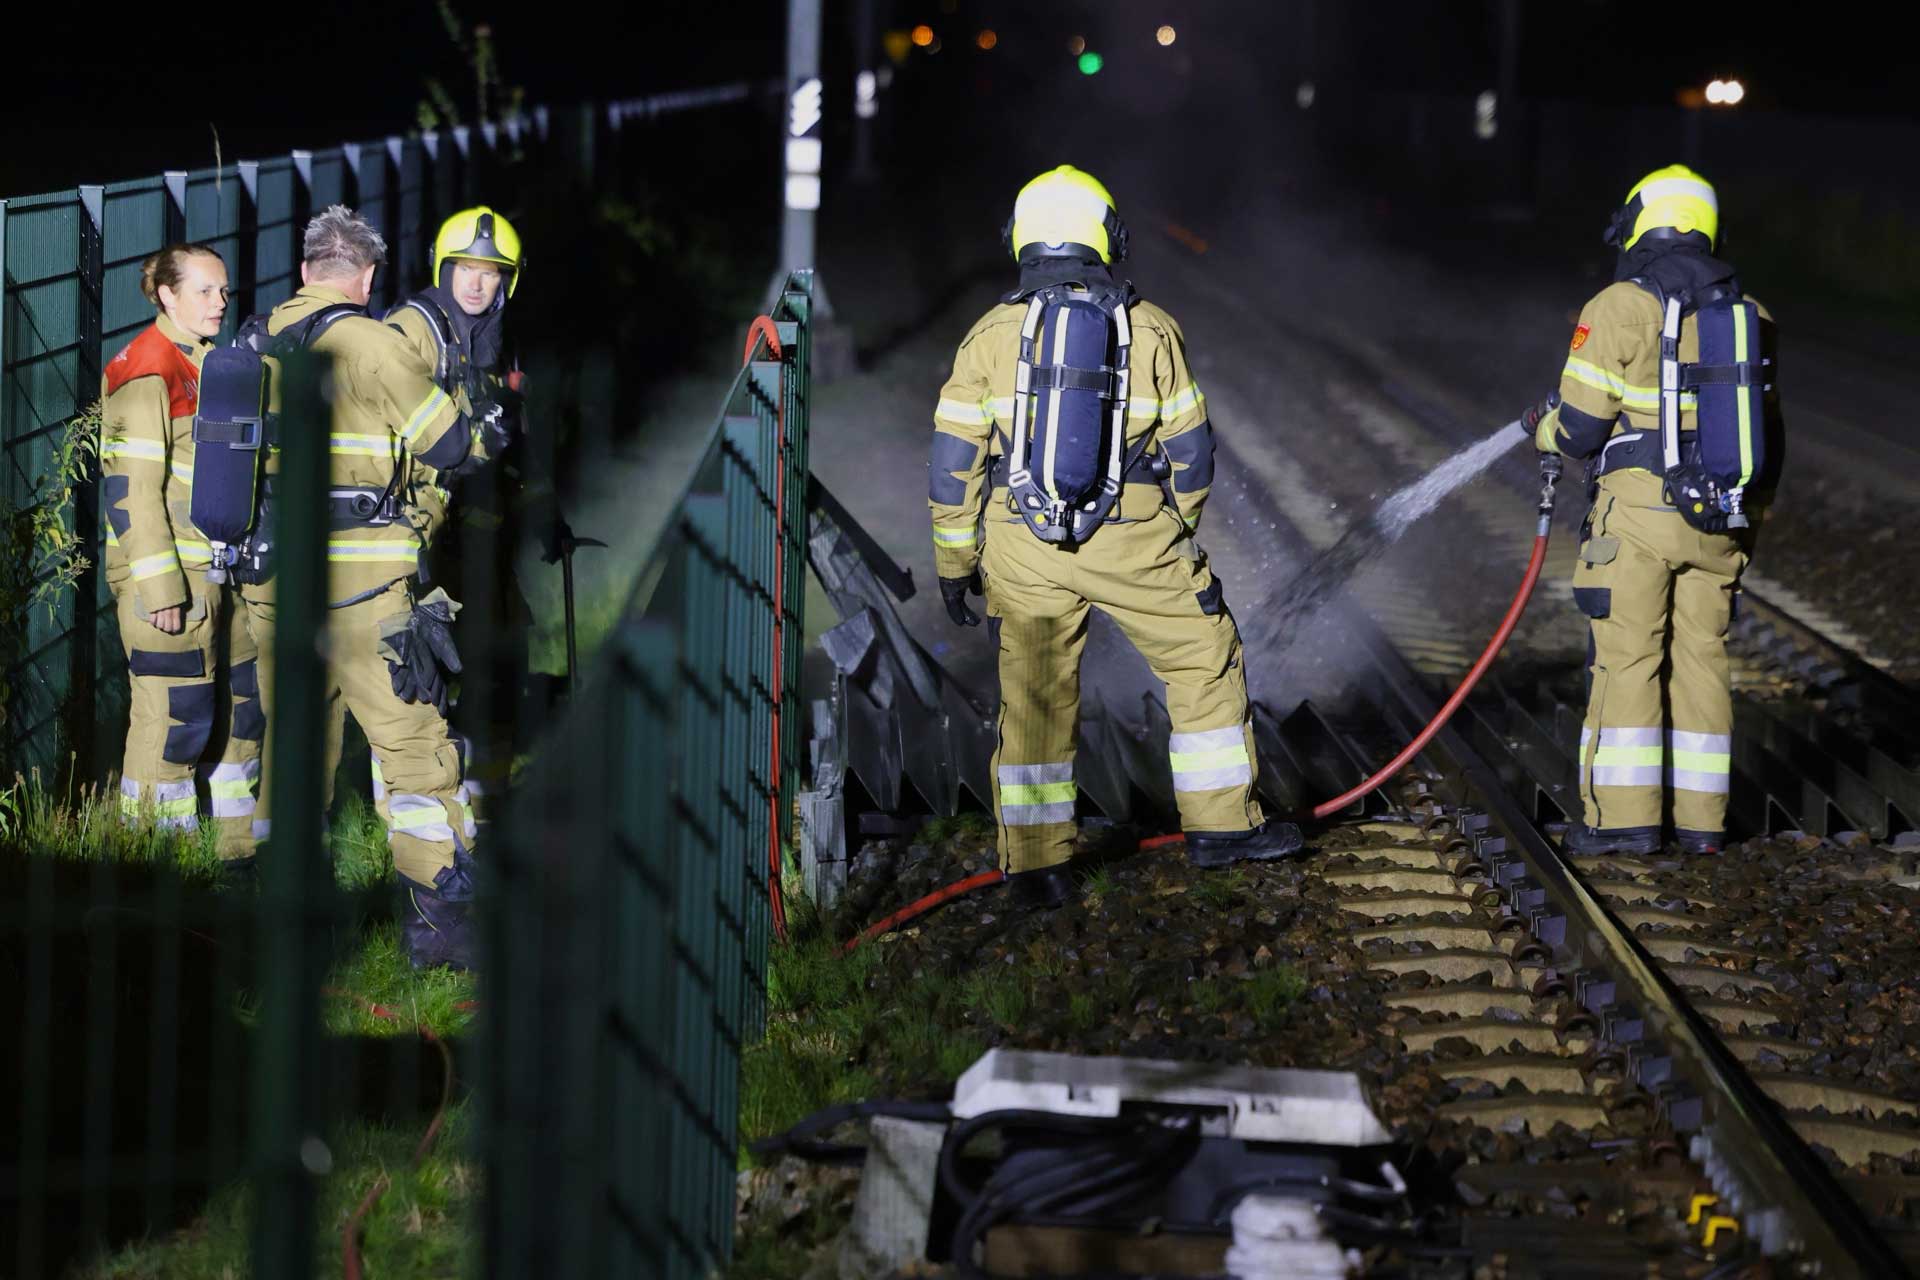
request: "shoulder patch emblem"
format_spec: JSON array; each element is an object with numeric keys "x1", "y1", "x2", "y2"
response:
[{"x1": 1569, "y1": 323, "x2": 1591, "y2": 351}]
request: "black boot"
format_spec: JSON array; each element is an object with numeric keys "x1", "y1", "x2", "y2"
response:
[
  {"x1": 1186, "y1": 820, "x2": 1305, "y2": 870},
  {"x1": 1562, "y1": 825, "x2": 1661, "y2": 856},
  {"x1": 401, "y1": 852, "x2": 477, "y2": 972},
  {"x1": 1673, "y1": 828, "x2": 1725, "y2": 856},
  {"x1": 1006, "y1": 865, "x2": 1075, "y2": 911}
]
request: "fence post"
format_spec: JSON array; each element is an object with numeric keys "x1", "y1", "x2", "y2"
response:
[
  {"x1": 70, "y1": 185, "x2": 105, "y2": 781},
  {"x1": 248, "y1": 350, "x2": 330, "y2": 1280},
  {"x1": 162, "y1": 171, "x2": 188, "y2": 244},
  {"x1": 235, "y1": 160, "x2": 260, "y2": 326}
]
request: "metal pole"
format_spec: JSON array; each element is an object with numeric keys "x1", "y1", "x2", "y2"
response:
[
  {"x1": 851, "y1": 0, "x2": 878, "y2": 184},
  {"x1": 775, "y1": 0, "x2": 831, "y2": 315}
]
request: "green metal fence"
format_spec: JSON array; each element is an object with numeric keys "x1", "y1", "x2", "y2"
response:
[
  {"x1": 484, "y1": 273, "x2": 812, "y2": 1279},
  {"x1": 1, "y1": 85, "x2": 797, "y2": 1279}
]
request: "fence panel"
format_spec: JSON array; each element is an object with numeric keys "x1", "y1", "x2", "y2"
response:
[{"x1": 485, "y1": 272, "x2": 813, "y2": 1280}]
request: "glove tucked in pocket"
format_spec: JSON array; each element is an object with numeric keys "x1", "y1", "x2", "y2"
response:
[{"x1": 377, "y1": 588, "x2": 464, "y2": 715}]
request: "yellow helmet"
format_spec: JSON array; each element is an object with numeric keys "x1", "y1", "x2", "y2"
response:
[
  {"x1": 1605, "y1": 164, "x2": 1719, "y2": 252},
  {"x1": 1004, "y1": 165, "x2": 1129, "y2": 265},
  {"x1": 433, "y1": 206, "x2": 524, "y2": 297}
]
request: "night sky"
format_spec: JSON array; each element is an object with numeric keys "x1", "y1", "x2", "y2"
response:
[{"x1": 1, "y1": 1, "x2": 1907, "y2": 198}]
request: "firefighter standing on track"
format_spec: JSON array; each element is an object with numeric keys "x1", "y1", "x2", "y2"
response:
[
  {"x1": 928, "y1": 165, "x2": 1304, "y2": 910},
  {"x1": 100, "y1": 244, "x2": 263, "y2": 861},
  {"x1": 1526, "y1": 165, "x2": 1780, "y2": 857}
]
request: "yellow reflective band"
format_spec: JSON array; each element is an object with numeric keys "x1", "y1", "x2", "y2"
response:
[
  {"x1": 986, "y1": 396, "x2": 1014, "y2": 421},
  {"x1": 1183, "y1": 512, "x2": 1200, "y2": 527},
  {"x1": 170, "y1": 461, "x2": 194, "y2": 484},
  {"x1": 1671, "y1": 749, "x2": 1730, "y2": 773},
  {"x1": 932, "y1": 525, "x2": 977, "y2": 546},
  {"x1": 389, "y1": 804, "x2": 452, "y2": 832},
  {"x1": 400, "y1": 387, "x2": 451, "y2": 444},
  {"x1": 105, "y1": 526, "x2": 120, "y2": 547},
  {"x1": 1001, "y1": 781, "x2": 1076, "y2": 807},
  {"x1": 144, "y1": 794, "x2": 198, "y2": 818},
  {"x1": 1161, "y1": 384, "x2": 1205, "y2": 418},
  {"x1": 936, "y1": 397, "x2": 992, "y2": 426},
  {"x1": 209, "y1": 777, "x2": 255, "y2": 800},
  {"x1": 1733, "y1": 305, "x2": 1754, "y2": 488},
  {"x1": 327, "y1": 539, "x2": 421, "y2": 562},
  {"x1": 1592, "y1": 745, "x2": 1663, "y2": 767},
  {"x1": 1169, "y1": 745, "x2": 1248, "y2": 772},
  {"x1": 129, "y1": 551, "x2": 180, "y2": 581},
  {"x1": 102, "y1": 438, "x2": 167, "y2": 463},
  {"x1": 331, "y1": 434, "x2": 395, "y2": 457},
  {"x1": 1562, "y1": 356, "x2": 1625, "y2": 399},
  {"x1": 174, "y1": 538, "x2": 212, "y2": 563}
]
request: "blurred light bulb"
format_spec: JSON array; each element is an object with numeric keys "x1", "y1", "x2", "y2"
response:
[
  {"x1": 1077, "y1": 50, "x2": 1104, "y2": 75},
  {"x1": 977, "y1": 28, "x2": 998, "y2": 50},
  {"x1": 1156, "y1": 25, "x2": 1177, "y2": 46},
  {"x1": 1068, "y1": 34, "x2": 1086, "y2": 55},
  {"x1": 911, "y1": 24, "x2": 934, "y2": 47},
  {"x1": 1296, "y1": 81, "x2": 1316, "y2": 109}
]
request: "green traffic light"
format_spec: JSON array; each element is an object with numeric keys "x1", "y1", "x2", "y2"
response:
[{"x1": 1077, "y1": 50, "x2": 1103, "y2": 75}]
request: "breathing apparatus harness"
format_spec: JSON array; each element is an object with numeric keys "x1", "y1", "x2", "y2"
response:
[
  {"x1": 220, "y1": 303, "x2": 413, "y2": 588},
  {"x1": 996, "y1": 269, "x2": 1165, "y2": 547}
]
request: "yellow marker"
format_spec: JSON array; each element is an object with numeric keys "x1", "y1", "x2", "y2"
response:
[
  {"x1": 1703, "y1": 1215, "x2": 1739, "y2": 1248},
  {"x1": 1686, "y1": 1193, "x2": 1719, "y2": 1226}
]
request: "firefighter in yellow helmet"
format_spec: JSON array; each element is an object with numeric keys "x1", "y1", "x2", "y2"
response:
[
  {"x1": 929, "y1": 165, "x2": 1304, "y2": 909},
  {"x1": 99, "y1": 243, "x2": 262, "y2": 860},
  {"x1": 238, "y1": 205, "x2": 483, "y2": 969},
  {"x1": 1522, "y1": 165, "x2": 1780, "y2": 857},
  {"x1": 386, "y1": 206, "x2": 558, "y2": 821}
]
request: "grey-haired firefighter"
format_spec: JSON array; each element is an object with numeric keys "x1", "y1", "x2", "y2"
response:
[
  {"x1": 929, "y1": 165, "x2": 1304, "y2": 910},
  {"x1": 386, "y1": 206, "x2": 557, "y2": 822},
  {"x1": 1524, "y1": 165, "x2": 1780, "y2": 857},
  {"x1": 232, "y1": 205, "x2": 487, "y2": 969},
  {"x1": 100, "y1": 243, "x2": 262, "y2": 860}
]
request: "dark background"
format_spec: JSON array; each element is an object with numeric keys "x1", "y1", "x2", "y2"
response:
[{"x1": 4, "y1": 1, "x2": 1912, "y2": 200}]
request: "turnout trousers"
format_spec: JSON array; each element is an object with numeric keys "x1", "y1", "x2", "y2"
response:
[
  {"x1": 113, "y1": 575, "x2": 262, "y2": 857},
  {"x1": 1572, "y1": 470, "x2": 1747, "y2": 837},
  {"x1": 981, "y1": 505, "x2": 1263, "y2": 874},
  {"x1": 244, "y1": 580, "x2": 473, "y2": 887}
]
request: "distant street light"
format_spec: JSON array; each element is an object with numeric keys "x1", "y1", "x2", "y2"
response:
[
  {"x1": 977, "y1": 28, "x2": 998, "y2": 50},
  {"x1": 1077, "y1": 50, "x2": 1104, "y2": 75},
  {"x1": 1156, "y1": 25, "x2": 1177, "y2": 46},
  {"x1": 1068, "y1": 34, "x2": 1086, "y2": 55},
  {"x1": 1296, "y1": 81, "x2": 1316, "y2": 110},
  {"x1": 910, "y1": 24, "x2": 934, "y2": 47},
  {"x1": 1705, "y1": 77, "x2": 1746, "y2": 106},
  {"x1": 1474, "y1": 90, "x2": 1498, "y2": 139}
]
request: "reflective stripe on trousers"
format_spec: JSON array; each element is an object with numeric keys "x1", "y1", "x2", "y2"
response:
[
  {"x1": 119, "y1": 775, "x2": 198, "y2": 830},
  {"x1": 1581, "y1": 725, "x2": 1664, "y2": 789},
  {"x1": 1669, "y1": 729, "x2": 1731, "y2": 794},
  {"x1": 1168, "y1": 725, "x2": 1253, "y2": 792},
  {"x1": 997, "y1": 762, "x2": 1075, "y2": 826},
  {"x1": 208, "y1": 759, "x2": 260, "y2": 818}
]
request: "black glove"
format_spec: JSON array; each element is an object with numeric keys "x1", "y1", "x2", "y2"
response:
[
  {"x1": 940, "y1": 572, "x2": 983, "y2": 628},
  {"x1": 1521, "y1": 391, "x2": 1560, "y2": 433},
  {"x1": 380, "y1": 590, "x2": 463, "y2": 716},
  {"x1": 472, "y1": 396, "x2": 519, "y2": 459}
]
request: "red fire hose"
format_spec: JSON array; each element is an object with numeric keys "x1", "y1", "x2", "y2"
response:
[{"x1": 838, "y1": 508, "x2": 1554, "y2": 956}]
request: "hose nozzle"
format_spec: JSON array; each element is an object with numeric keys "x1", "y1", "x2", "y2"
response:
[{"x1": 1537, "y1": 454, "x2": 1562, "y2": 535}]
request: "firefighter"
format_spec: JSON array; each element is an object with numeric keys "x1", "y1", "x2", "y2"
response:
[
  {"x1": 929, "y1": 166, "x2": 1303, "y2": 909},
  {"x1": 1526, "y1": 165, "x2": 1779, "y2": 857},
  {"x1": 386, "y1": 206, "x2": 552, "y2": 816},
  {"x1": 100, "y1": 244, "x2": 262, "y2": 860},
  {"x1": 242, "y1": 205, "x2": 485, "y2": 968}
]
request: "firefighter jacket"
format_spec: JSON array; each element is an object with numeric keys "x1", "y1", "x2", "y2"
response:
[
  {"x1": 260, "y1": 285, "x2": 470, "y2": 602},
  {"x1": 100, "y1": 313, "x2": 216, "y2": 613},
  {"x1": 927, "y1": 296, "x2": 1214, "y2": 581},
  {"x1": 1545, "y1": 280, "x2": 1778, "y2": 489}
]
